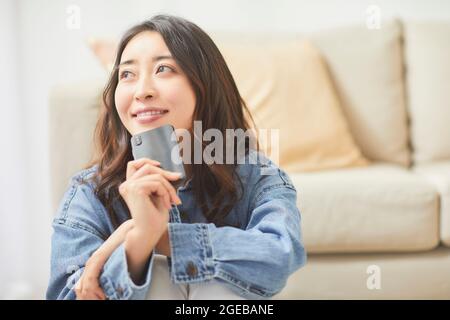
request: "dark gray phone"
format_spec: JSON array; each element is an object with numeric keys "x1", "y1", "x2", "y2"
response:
[{"x1": 130, "y1": 124, "x2": 186, "y2": 183}]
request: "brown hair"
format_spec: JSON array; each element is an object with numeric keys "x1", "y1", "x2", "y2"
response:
[{"x1": 85, "y1": 14, "x2": 258, "y2": 229}]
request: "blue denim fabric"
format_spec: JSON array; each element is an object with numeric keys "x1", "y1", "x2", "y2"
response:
[{"x1": 46, "y1": 150, "x2": 307, "y2": 299}]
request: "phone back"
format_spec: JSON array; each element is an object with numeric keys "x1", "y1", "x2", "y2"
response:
[{"x1": 130, "y1": 124, "x2": 186, "y2": 180}]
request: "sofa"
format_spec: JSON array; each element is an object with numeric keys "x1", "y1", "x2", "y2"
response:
[{"x1": 49, "y1": 19, "x2": 450, "y2": 299}]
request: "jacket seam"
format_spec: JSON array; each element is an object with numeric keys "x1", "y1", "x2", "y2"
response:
[
  {"x1": 53, "y1": 216, "x2": 107, "y2": 240},
  {"x1": 215, "y1": 269, "x2": 276, "y2": 298},
  {"x1": 60, "y1": 184, "x2": 78, "y2": 220},
  {"x1": 254, "y1": 182, "x2": 296, "y2": 204}
]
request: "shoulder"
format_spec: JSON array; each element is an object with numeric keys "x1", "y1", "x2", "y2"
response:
[
  {"x1": 70, "y1": 164, "x2": 99, "y2": 187},
  {"x1": 53, "y1": 164, "x2": 114, "y2": 239},
  {"x1": 236, "y1": 149, "x2": 295, "y2": 186},
  {"x1": 235, "y1": 149, "x2": 296, "y2": 201},
  {"x1": 59, "y1": 165, "x2": 99, "y2": 217}
]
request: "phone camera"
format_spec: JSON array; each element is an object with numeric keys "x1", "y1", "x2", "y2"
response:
[{"x1": 134, "y1": 135, "x2": 142, "y2": 146}]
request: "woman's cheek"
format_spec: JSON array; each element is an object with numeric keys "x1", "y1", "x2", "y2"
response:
[
  {"x1": 163, "y1": 82, "x2": 196, "y2": 127},
  {"x1": 115, "y1": 86, "x2": 133, "y2": 120}
]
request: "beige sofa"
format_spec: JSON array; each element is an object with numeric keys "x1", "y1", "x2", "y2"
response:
[{"x1": 49, "y1": 19, "x2": 450, "y2": 299}]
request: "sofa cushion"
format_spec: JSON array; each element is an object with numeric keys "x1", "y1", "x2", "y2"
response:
[
  {"x1": 289, "y1": 164, "x2": 439, "y2": 253},
  {"x1": 275, "y1": 247, "x2": 450, "y2": 299},
  {"x1": 310, "y1": 19, "x2": 410, "y2": 166},
  {"x1": 404, "y1": 21, "x2": 450, "y2": 164},
  {"x1": 413, "y1": 161, "x2": 450, "y2": 247},
  {"x1": 217, "y1": 38, "x2": 368, "y2": 172}
]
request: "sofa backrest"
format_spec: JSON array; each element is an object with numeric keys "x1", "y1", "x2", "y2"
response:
[
  {"x1": 310, "y1": 19, "x2": 410, "y2": 167},
  {"x1": 403, "y1": 20, "x2": 450, "y2": 165}
]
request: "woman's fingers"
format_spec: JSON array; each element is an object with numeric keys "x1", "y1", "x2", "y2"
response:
[
  {"x1": 148, "y1": 174, "x2": 181, "y2": 206},
  {"x1": 123, "y1": 174, "x2": 181, "y2": 207},
  {"x1": 139, "y1": 175, "x2": 181, "y2": 207},
  {"x1": 79, "y1": 291, "x2": 102, "y2": 300},
  {"x1": 151, "y1": 194, "x2": 170, "y2": 213},
  {"x1": 123, "y1": 159, "x2": 183, "y2": 209},
  {"x1": 82, "y1": 277, "x2": 106, "y2": 300},
  {"x1": 95, "y1": 288, "x2": 107, "y2": 300},
  {"x1": 131, "y1": 162, "x2": 183, "y2": 183},
  {"x1": 135, "y1": 179, "x2": 173, "y2": 210},
  {"x1": 126, "y1": 158, "x2": 161, "y2": 180},
  {"x1": 76, "y1": 273, "x2": 106, "y2": 300},
  {"x1": 75, "y1": 278, "x2": 98, "y2": 300}
]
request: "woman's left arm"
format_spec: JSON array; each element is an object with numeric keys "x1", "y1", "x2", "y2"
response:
[
  {"x1": 167, "y1": 173, "x2": 307, "y2": 299},
  {"x1": 76, "y1": 219, "x2": 171, "y2": 299},
  {"x1": 75, "y1": 219, "x2": 135, "y2": 299}
]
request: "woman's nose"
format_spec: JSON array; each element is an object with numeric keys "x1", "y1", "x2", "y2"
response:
[{"x1": 134, "y1": 75, "x2": 157, "y2": 101}]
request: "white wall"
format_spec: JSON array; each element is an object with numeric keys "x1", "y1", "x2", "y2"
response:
[
  {"x1": 2, "y1": 0, "x2": 450, "y2": 299},
  {"x1": 0, "y1": 0, "x2": 30, "y2": 299}
]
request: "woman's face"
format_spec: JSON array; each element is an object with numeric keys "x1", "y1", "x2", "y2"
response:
[{"x1": 115, "y1": 31, "x2": 196, "y2": 135}]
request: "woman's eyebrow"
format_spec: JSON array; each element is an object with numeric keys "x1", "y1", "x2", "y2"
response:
[
  {"x1": 152, "y1": 55, "x2": 173, "y2": 62},
  {"x1": 118, "y1": 59, "x2": 136, "y2": 67},
  {"x1": 118, "y1": 55, "x2": 174, "y2": 68}
]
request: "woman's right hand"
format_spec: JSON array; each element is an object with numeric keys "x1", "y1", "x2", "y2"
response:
[
  {"x1": 118, "y1": 158, "x2": 182, "y2": 283},
  {"x1": 119, "y1": 158, "x2": 182, "y2": 235}
]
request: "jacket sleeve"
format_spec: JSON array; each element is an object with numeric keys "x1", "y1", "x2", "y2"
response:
[
  {"x1": 167, "y1": 168, "x2": 307, "y2": 299},
  {"x1": 46, "y1": 181, "x2": 155, "y2": 300}
]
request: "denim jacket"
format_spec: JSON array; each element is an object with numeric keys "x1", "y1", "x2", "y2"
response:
[{"x1": 46, "y1": 150, "x2": 307, "y2": 300}]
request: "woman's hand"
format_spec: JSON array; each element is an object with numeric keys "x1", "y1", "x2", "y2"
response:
[
  {"x1": 75, "y1": 255, "x2": 107, "y2": 300},
  {"x1": 75, "y1": 221, "x2": 173, "y2": 300},
  {"x1": 119, "y1": 158, "x2": 182, "y2": 283},
  {"x1": 119, "y1": 158, "x2": 182, "y2": 234},
  {"x1": 75, "y1": 219, "x2": 135, "y2": 300}
]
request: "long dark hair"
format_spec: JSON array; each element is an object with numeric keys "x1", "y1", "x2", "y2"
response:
[{"x1": 85, "y1": 14, "x2": 258, "y2": 228}]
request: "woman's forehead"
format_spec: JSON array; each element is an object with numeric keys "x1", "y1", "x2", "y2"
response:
[{"x1": 121, "y1": 31, "x2": 171, "y2": 62}]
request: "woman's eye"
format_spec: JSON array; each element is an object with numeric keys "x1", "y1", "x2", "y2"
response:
[
  {"x1": 119, "y1": 71, "x2": 133, "y2": 79},
  {"x1": 156, "y1": 65, "x2": 173, "y2": 74}
]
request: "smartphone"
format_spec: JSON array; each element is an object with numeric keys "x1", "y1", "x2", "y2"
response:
[{"x1": 130, "y1": 124, "x2": 186, "y2": 183}]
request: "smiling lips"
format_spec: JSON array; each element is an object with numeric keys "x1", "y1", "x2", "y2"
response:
[{"x1": 133, "y1": 109, "x2": 169, "y2": 124}]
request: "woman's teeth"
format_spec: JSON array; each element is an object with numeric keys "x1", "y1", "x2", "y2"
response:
[{"x1": 136, "y1": 110, "x2": 167, "y2": 118}]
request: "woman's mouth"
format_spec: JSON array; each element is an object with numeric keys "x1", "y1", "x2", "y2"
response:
[{"x1": 133, "y1": 110, "x2": 169, "y2": 124}]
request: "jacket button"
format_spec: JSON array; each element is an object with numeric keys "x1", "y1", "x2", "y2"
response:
[{"x1": 186, "y1": 261, "x2": 198, "y2": 277}]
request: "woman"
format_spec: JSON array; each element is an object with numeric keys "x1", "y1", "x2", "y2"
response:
[{"x1": 46, "y1": 14, "x2": 306, "y2": 300}]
